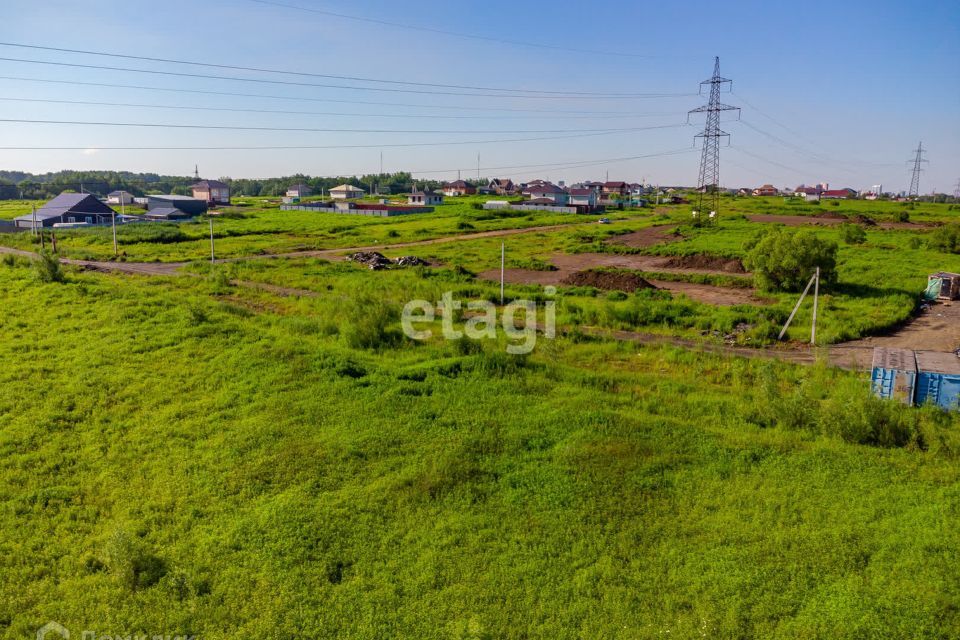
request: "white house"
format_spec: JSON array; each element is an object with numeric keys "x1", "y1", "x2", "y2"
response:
[
  {"x1": 408, "y1": 188, "x2": 444, "y2": 206},
  {"x1": 329, "y1": 184, "x2": 365, "y2": 200},
  {"x1": 524, "y1": 182, "x2": 569, "y2": 205},
  {"x1": 567, "y1": 188, "x2": 598, "y2": 207},
  {"x1": 106, "y1": 190, "x2": 135, "y2": 205}
]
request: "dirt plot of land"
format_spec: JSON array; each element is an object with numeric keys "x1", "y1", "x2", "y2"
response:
[
  {"x1": 607, "y1": 224, "x2": 680, "y2": 248},
  {"x1": 480, "y1": 251, "x2": 768, "y2": 306},
  {"x1": 747, "y1": 214, "x2": 928, "y2": 230}
]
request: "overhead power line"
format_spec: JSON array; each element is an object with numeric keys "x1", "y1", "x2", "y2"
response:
[
  {"x1": 0, "y1": 41, "x2": 655, "y2": 96},
  {"x1": 0, "y1": 123, "x2": 691, "y2": 151},
  {"x1": 0, "y1": 75, "x2": 649, "y2": 116},
  {"x1": 0, "y1": 118, "x2": 684, "y2": 135},
  {"x1": 247, "y1": 0, "x2": 655, "y2": 59},
  {"x1": 0, "y1": 96, "x2": 675, "y2": 121},
  {"x1": 0, "y1": 56, "x2": 693, "y2": 100}
]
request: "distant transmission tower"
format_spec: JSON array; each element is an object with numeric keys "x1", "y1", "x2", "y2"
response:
[
  {"x1": 952, "y1": 177, "x2": 959, "y2": 200},
  {"x1": 688, "y1": 57, "x2": 739, "y2": 225},
  {"x1": 907, "y1": 141, "x2": 928, "y2": 197}
]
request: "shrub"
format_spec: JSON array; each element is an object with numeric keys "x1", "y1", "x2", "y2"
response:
[
  {"x1": 743, "y1": 227, "x2": 838, "y2": 292},
  {"x1": 838, "y1": 223, "x2": 867, "y2": 245},
  {"x1": 341, "y1": 294, "x2": 401, "y2": 350},
  {"x1": 928, "y1": 223, "x2": 960, "y2": 253},
  {"x1": 33, "y1": 250, "x2": 64, "y2": 283},
  {"x1": 895, "y1": 211, "x2": 910, "y2": 223}
]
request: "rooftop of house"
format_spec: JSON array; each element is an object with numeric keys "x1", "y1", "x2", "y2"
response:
[
  {"x1": 14, "y1": 193, "x2": 115, "y2": 222},
  {"x1": 330, "y1": 184, "x2": 365, "y2": 192},
  {"x1": 525, "y1": 183, "x2": 564, "y2": 194}
]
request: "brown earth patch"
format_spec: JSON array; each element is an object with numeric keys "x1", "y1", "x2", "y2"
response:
[
  {"x1": 606, "y1": 224, "x2": 679, "y2": 249},
  {"x1": 660, "y1": 254, "x2": 746, "y2": 273},
  {"x1": 747, "y1": 213, "x2": 927, "y2": 230},
  {"x1": 561, "y1": 270, "x2": 655, "y2": 292}
]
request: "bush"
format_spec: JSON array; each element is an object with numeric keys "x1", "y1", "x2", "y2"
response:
[
  {"x1": 838, "y1": 223, "x2": 867, "y2": 245},
  {"x1": 33, "y1": 250, "x2": 65, "y2": 283},
  {"x1": 743, "y1": 227, "x2": 838, "y2": 292},
  {"x1": 895, "y1": 211, "x2": 910, "y2": 223},
  {"x1": 928, "y1": 223, "x2": 960, "y2": 253},
  {"x1": 341, "y1": 294, "x2": 401, "y2": 350}
]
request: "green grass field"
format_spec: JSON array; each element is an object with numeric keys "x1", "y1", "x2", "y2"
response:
[{"x1": 2, "y1": 195, "x2": 960, "y2": 638}]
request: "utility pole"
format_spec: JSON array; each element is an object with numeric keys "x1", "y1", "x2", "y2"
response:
[
  {"x1": 688, "y1": 57, "x2": 739, "y2": 225},
  {"x1": 907, "y1": 141, "x2": 928, "y2": 198},
  {"x1": 952, "y1": 177, "x2": 959, "y2": 201},
  {"x1": 477, "y1": 153, "x2": 481, "y2": 183},
  {"x1": 31, "y1": 204, "x2": 37, "y2": 238}
]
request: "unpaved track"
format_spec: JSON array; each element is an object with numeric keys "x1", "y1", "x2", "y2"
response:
[{"x1": 747, "y1": 214, "x2": 931, "y2": 230}]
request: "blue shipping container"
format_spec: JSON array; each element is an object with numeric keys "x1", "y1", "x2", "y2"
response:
[
  {"x1": 915, "y1": 352, "x2": 960, "y2": 411},
  {"x1": 871, "y1": 348, "x2": 917, "y2": 406}
]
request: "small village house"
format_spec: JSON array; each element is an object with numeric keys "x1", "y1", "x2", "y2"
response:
[
  {"x1": 329, "y1": 184, "x2": 365, "y2": 200},
  {"x1": 286, "y1": 183, "x2": 312, "y2": 198},
  {"x1": 106, "y1": 190, "x2": 135, "y2": 205},
  {"x1": 523, "y1": 182, "x2": 568, "y2": 205},
  {"x1": 753, "y1": 184, "x2": 779, "y2": 196},
  {"x1": 441, "y1": 180, "x2": 476, "y2": 197},
  {"x1": 13, "y1": 193, "x2": 117, "y2": 229},
  {"x1": 191, "y1": 179, "x2": 231, "y2": 205},
  {"x1": 146, "y1": 194, "x2": 208, "y2": 216},
  {"x1": 602, "y1": 181, "x2": 630, "y2": 198},
  {"x1": 408, "y1": 188, "x2": 444, "y2": 206},
  {"x1": 488, "y1": 178, "x2": 516, "y2": 195},
  {"x1": 567, "y1": 188, "x2": 599, "y2": 208},
  {"x1": 821, "y1": 188, "x2": 857, "y2": 199}
]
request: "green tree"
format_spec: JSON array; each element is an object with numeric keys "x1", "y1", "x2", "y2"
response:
[{"x1": 743, "y1": 227, "x2": 838, "y2": 292}]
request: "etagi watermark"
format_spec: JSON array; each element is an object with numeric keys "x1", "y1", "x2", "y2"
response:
[
  {"x1": 37, "y1": 621, "x2": 195, "y2": 640},
  {"x1": 401, "y1": 288, "x2": 556, "y2": 355}
]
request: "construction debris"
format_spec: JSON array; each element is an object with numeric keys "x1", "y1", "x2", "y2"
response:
[
  {"x1": 345, "y1": 252, "x2": 428, "y2": 270},
  {"x1": 394, "y1": 256, "x2": 429, "y2": 267}
]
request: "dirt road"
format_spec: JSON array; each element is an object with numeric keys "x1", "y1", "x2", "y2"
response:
[{"x1": 747, "y1": 214, "x2": 929, "y2": 230}]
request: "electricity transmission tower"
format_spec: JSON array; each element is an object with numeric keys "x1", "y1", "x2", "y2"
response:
[
  {"x1": 688, "y1": 57, "x2": 739, "y2": 225},
  {"x1": 907, "y1": 141, "x2": 927, "y2": 197},
  {"x1": 952, "y1": 177, "x2": 959, "y2": 200}
]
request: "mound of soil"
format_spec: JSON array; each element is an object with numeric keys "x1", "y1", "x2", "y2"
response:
[
  {"x1": 852, "y1": 214, "x2": 877, "y2": 226},
  {"x1": 561, "y1": 270, "x2": 656, "y2": 292},
  {"x1": 661, "y1": 254, "x2": 746, "y2": 273}
]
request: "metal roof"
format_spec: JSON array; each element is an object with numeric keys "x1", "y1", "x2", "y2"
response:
[
  {"x1": 13, "y1": 193, "x2": 114, "y2": 223},
  {"x1": 915, "y1": 351, "x2": 960, "y2": 375}
]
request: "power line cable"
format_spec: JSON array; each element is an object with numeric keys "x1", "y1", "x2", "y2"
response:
[
  {"x1": 0, "y1": 117, "x2": 684, "y2": 135},
  {"x1": 247, "y1": 0, "x2": 656, "y2": 59},
  {"x1": 0, "y1": 41, "x2": 659, "y2": 95},
  {"x1": 0, "y1": 96, "x2": 675, "y2": 121},
  {"x1": 0, "y1": 75, "x2": 649, "y2": 115},
  {"x1": 0, "y1": 123, "x2": 691, "y2": 151},
  {"x1": 0, "y1": 56, "x2": 694, "y2": 100}
]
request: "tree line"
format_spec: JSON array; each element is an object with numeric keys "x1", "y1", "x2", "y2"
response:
[{"x1": 0, "y1": 170, "x2": 445, "y2": 200}]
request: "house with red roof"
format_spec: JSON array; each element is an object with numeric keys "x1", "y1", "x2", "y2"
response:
[{"x1": 821, "y1": 188, "x2": 857, "y2": 199}]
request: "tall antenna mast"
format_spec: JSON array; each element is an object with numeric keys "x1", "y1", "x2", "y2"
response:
[
  {"x1": 907, "y1": 141, "x2": 928, "y2": 198},
  {"x1": 194, "y1": 164, "x2": 200, "y2": 180},
  {"x1": 688, "y1": 57, "x2": 739, "y2": 225}
]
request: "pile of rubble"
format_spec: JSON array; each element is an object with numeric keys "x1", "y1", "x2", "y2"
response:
[{"x1": 345, "y1": 252, "x2": 429, "y2": 270}]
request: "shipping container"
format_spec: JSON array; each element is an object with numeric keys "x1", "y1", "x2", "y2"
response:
[
  {"x1": 871, "y1": 348, "x2": 917, "y2": 406},
  {"x1": 914, "y1": 351, "x2": 960, "y2": 411}
]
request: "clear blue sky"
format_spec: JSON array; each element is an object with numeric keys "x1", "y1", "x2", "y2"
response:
[{"x1": 1, "y1": 0, "x2": 957, "y2": 193}]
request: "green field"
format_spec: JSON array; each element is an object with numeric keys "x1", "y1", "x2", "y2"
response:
[{"x1": 2, "y1": 195, "x2": 960, "y2": 638}]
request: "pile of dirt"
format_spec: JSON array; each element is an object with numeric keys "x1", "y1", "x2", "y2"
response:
[
  {"x1": 345, "y1": 252, "x2": 430, "y2": 269},
  {"x1": 346, "y1": 251, "x2": 392, "y2": 270},
  {"x1": 661, "y1": 254, "x2": 746, "y2": 273},
  {"x1": 851, "y1": 214, "x2": 878, "y2": 226},
  {"x1": 561, "y1": 269, "x2": 656, "y2": 292}
]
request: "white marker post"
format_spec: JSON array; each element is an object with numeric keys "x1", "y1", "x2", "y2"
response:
[
  {"x1": 811, "y1": 266, "x2": 820, "y2": 345},
  {"x1": 500, "y1": 242, "x2": 505, "y2": 305}
]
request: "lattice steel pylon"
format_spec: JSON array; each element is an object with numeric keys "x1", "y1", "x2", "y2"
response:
[
  {"x1": 907, "y1": 141, "x2": 928, "y2": 198},
  {"x1": 688, "y1": 57, "x2": 739, "y2": 225}
]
